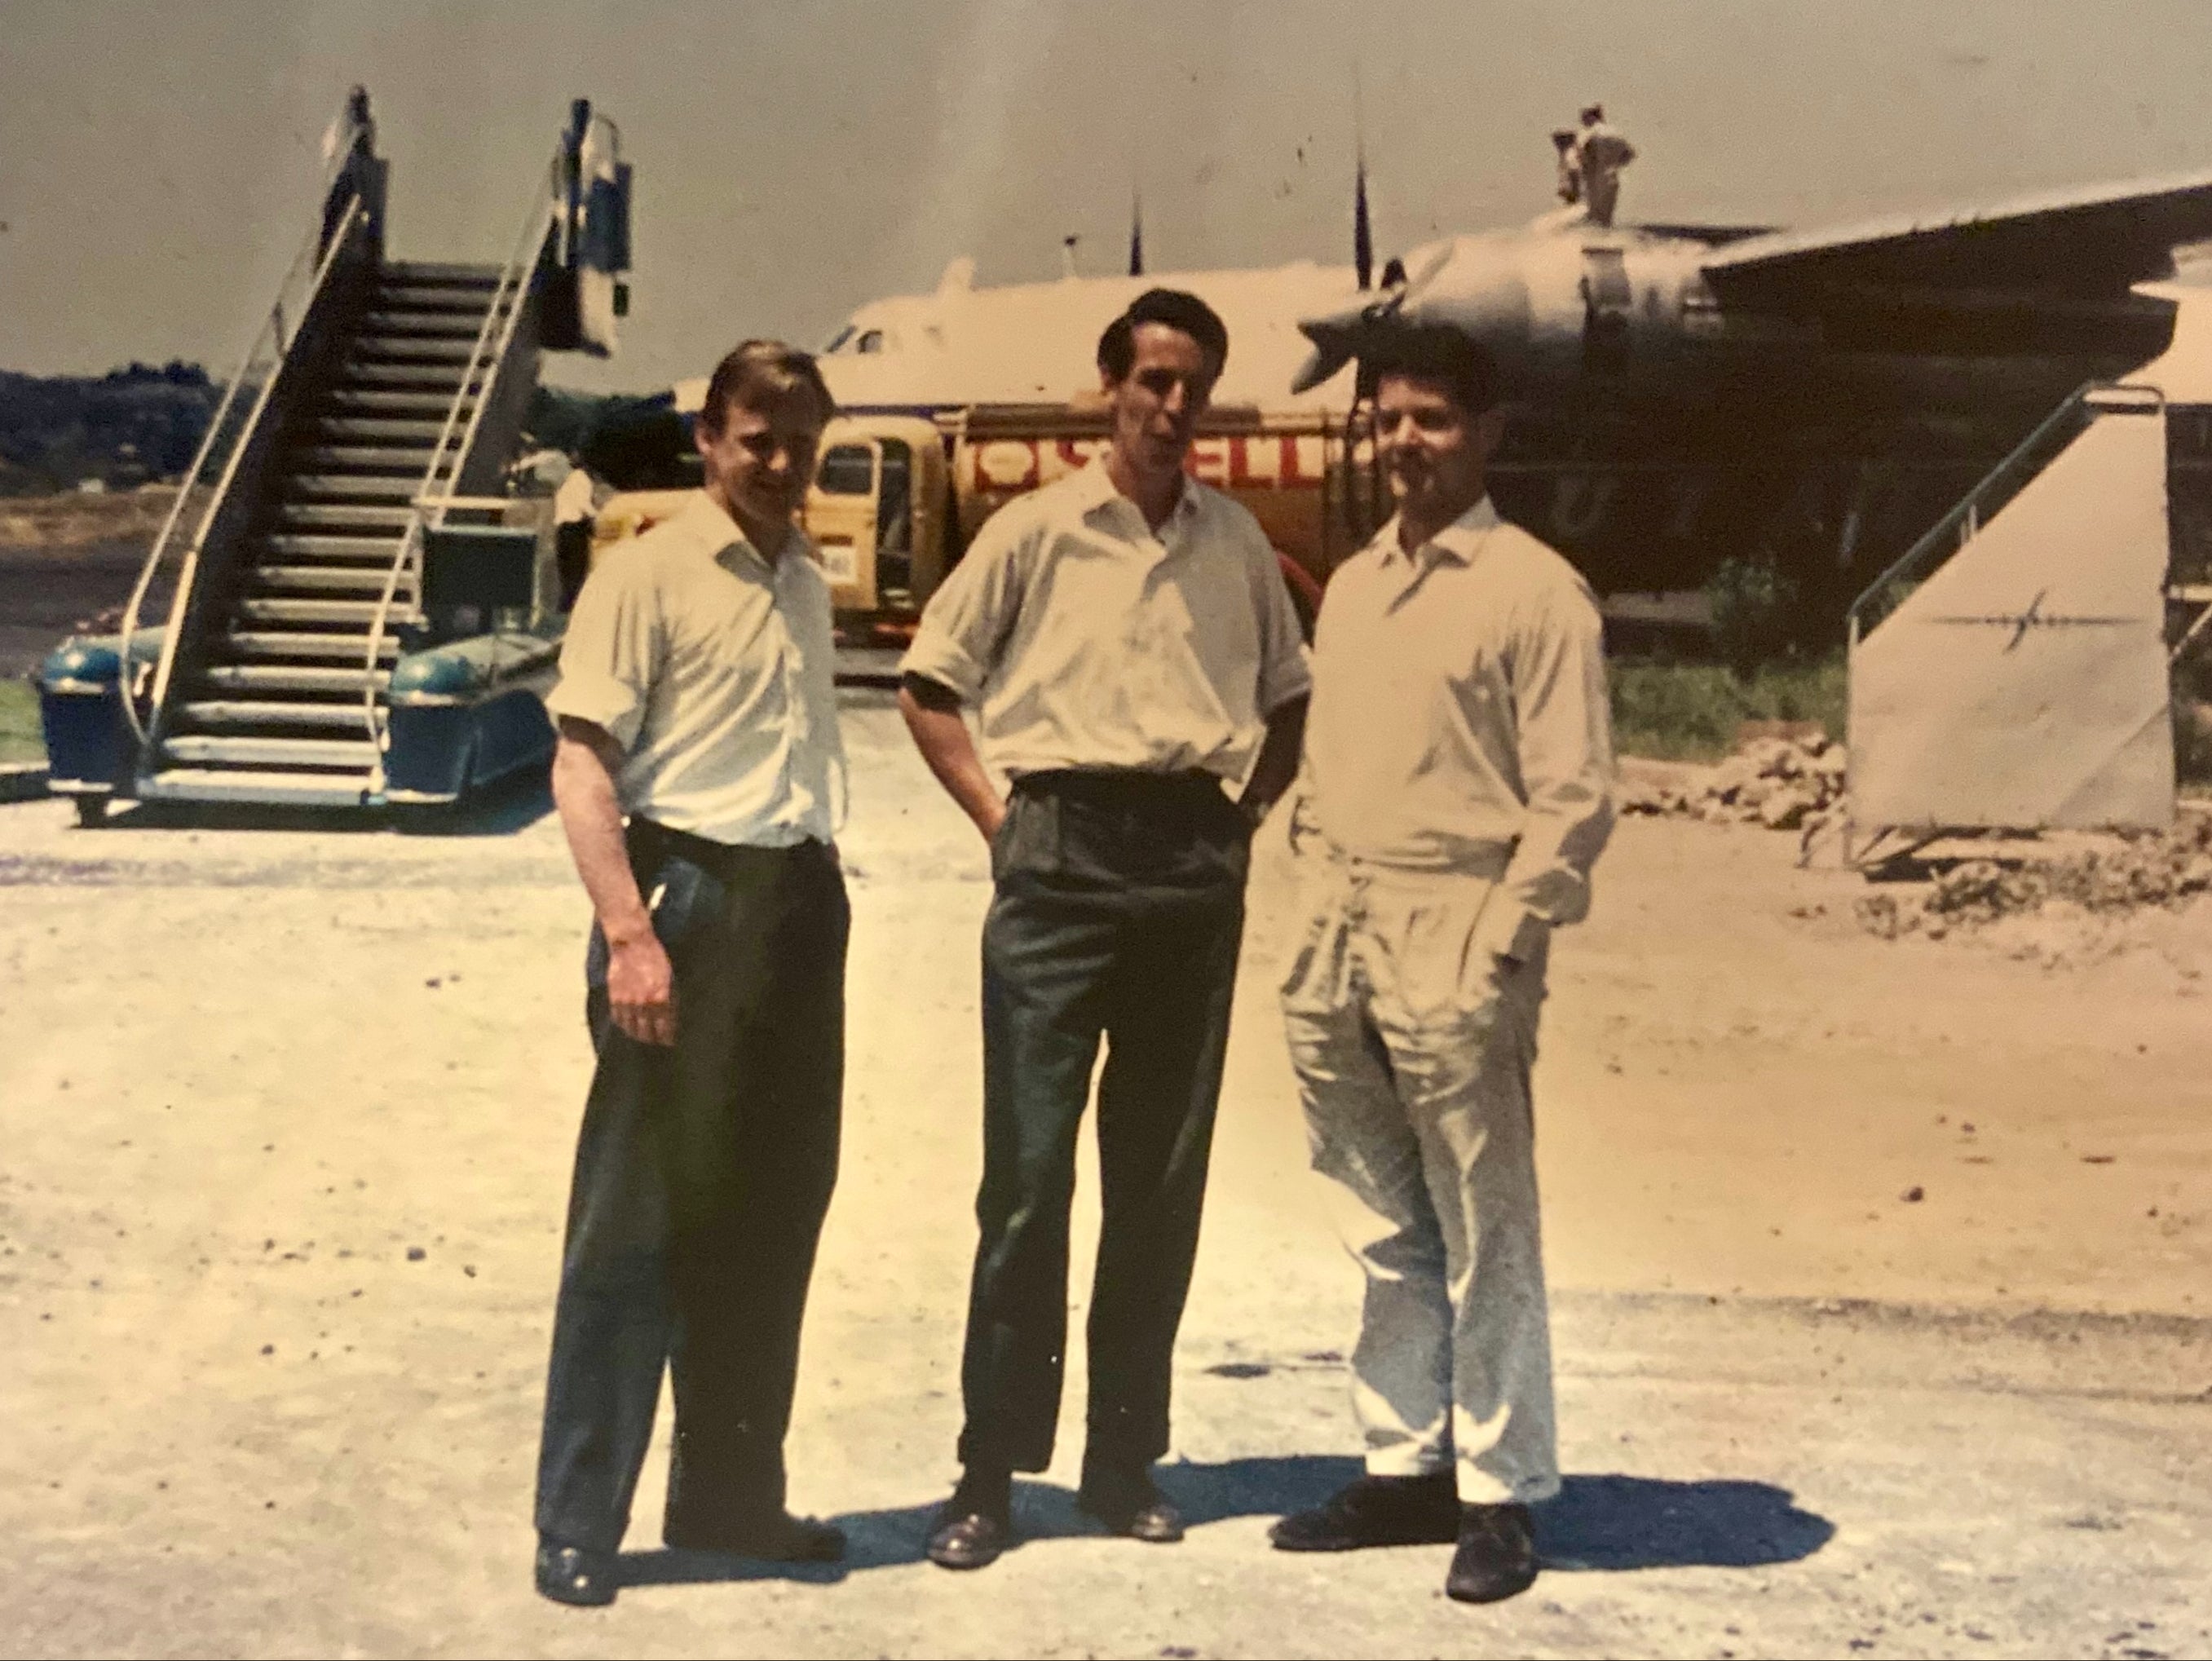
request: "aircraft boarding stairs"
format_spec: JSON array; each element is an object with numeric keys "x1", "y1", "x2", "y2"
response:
[
  {"x1": 1842, "y1": 292, "x2": 2212, "y2": 863},
  {"x1": 42, "y1": 89, "x2": 632, "y2": 821},
  {"x1": 155, "y1": 262, "x2": 514, "y2": 802}
]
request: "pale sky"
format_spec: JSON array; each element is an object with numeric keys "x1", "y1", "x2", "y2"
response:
[{"x1": 6, "y1": 0, "x2": 2212, "y2": 393}]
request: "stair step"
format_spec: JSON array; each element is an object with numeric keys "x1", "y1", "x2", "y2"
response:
[
  {"x1": 354, "y1": 338, "x2": 480, "y2": 365},
  {"x1": 284, "y1": 475, "x2": 422, "y2": 502},
  {"x1": 220, "y1": 632, "x2": 399, "y2": 663},
  {"x1": 139, "y1": 767, "x2": 375, "y2": 806},
  {"x1": 271, "y1": 501, "x2": 412, "y2": 530},
  {"x1": 384, "y1": 262, "x2": 503, "y2": 288},
  {"x1": 261, "y1": 532, "x2": 405, "y2": 559},
  {"x1": 249, "y1": 564, "x2": 413, "y2": 594},
  {"x1": 176, "y1": 700, "x2": 377, "y2": 731},
  {"x1": 201, "y1": 661, "x2": 392, "y2": 691},
  {"x1": 320, "y1": 389, "x2": 475, "y2": 417},
  {"x1": 362, "y1": 311, "x2": 489, "y2": 339},
  {"x1": 335, "y1": 362, "x2": 480, "y2": 390},
  {"x1": 369, "y1": 289, "x2": 497, "y2": 318},
  {"x1": 291, "y1": 444, "x2": 438, "y2": 472},
  {"x1": 161, "y1": 734, "x2": 381, "y2": 769},
  {"x1": 235, "y1": 597, "x2": 416, "y2": 625},
  {"x1": 308, "y1": 417, "x2": 449, "y2": 444}
]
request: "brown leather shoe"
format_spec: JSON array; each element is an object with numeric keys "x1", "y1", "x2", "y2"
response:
[
  {"x1": 1445, "y1": 1502, "x2": 1539, "y2": 1604},
  {"x1": 1078, "y1": 1464, "x2": 1185, "y2": 1544},
  {"x1": 927, "y1": 1504, "x2": 1011, "y2": 1570},
  {"x1": 664, "y1": 1510, "x2": 846, "y2": 1563}
]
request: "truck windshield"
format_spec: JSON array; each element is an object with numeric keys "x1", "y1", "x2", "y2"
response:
[{"x1": 817, "y1": 445, "x2": 876, "y2": 495}]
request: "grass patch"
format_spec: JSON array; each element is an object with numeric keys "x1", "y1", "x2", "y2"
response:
[
  {"x1": 1611, "y1": 654, "x2": 1847, "y2": 762},
  {"x1": 0, "y1": 677, "x2": 45, "y2": 766}
]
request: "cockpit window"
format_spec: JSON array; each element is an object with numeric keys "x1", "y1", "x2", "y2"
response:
[
  {"x1": 821, "y1": 325, "x2": 856, "y2": 354},
  {"x1": 815, "y1": 444, "x2": 876, "y2": 496},
  {"x1": 855, "y1": 329, "x2": 886, "y2": 355}
]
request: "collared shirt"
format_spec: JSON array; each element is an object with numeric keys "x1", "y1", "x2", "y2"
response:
[
  {"x1": 544, "y1": 490, "x2": 845, "y2": 847},
  {"x1": 901, "y1": 457, "x2": 1311, "y2": 782},
  {"x1": 1301, "y1": 495, "x2": 1616, "y2": 959}
]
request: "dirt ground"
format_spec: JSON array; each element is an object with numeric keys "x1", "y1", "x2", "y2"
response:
[{"x1": 1, "y1": 691, "x2": 2208, "y2": 1659}]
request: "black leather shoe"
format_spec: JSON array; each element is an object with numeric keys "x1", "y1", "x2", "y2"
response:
[
  {"x1": 1269, "y1": 1472, "x2": 1461, "y2": 1552},
  {"x1": 1077, "y1": 1464, "x2": 1185, "y2": 1544},
  {"x1": 927, "y1": 1503, "x2": 1011, "y2": 1570},
  {"x1": 1445, "y1": 1502, "x2": 1539, "y2": 1604},
  {"x1": 534, "y1": 1539, "x2": 619, "y2": 1606},
  {"x1": 664, "y1": 1510, "x2": 846, "y2": 1563}
]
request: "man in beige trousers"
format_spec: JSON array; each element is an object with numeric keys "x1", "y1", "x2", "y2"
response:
[{"x1": 1269, "y1": 326, "x2": 1616, "y2": 1604}]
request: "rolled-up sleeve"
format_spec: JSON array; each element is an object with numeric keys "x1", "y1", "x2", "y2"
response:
[
  {"x1": 898, "y1": 507, "x2": 1030, "y2": 704},
  {"x1": 1473, "y1": 577, "x2": 1618, "y2": 961},
  {"x1": 544, "y1": 554, "x2": 660, "y2": 749}
]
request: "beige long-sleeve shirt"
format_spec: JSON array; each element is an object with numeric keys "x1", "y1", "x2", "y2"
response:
[
  {"x1": 1301, "y1": 495, "x2": 1616, "y2": 960},
  {"x1": 900, "y1": 458, "x2": 1311, "y2": 783},
  {"x1": 544, "y1": 490, "x2": 845, "y2": 847}
]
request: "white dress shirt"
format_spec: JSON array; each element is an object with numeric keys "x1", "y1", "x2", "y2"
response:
[
  {"x1": 1301, "y1": 495, "x2": 1616, "y2": 959},
  {"x1": 545, "y1": 490, "x2": 845, "y2": 847},
  {"x1": 901, "y1": 458, "x2": 1310, "y2": 783}
]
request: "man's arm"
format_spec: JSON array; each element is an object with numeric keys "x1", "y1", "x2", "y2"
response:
[
  {"x1": 551, "y1": 715, "x2": 677, "y2": 1046},
  {"x1": 1238, "y1": 694, "x2": 1309, "y2": 823},
  {"x1": 1474, "y1": 583, "x2": 1618, "y2": 966},
  {"x1": 897, "y1": 674, "x2": 1004, "y2": 843}
]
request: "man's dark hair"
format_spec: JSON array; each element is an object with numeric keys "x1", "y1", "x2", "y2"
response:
[
  {"x1": 700, "y1": 339, "x2": 835, "y2": 434},
  {"x1": 1096, "y1": 288, "x2": 1230, "y2": 382},
  {"x1": 1360, "y1": 325, "x2": 1503, "y2": 415}
]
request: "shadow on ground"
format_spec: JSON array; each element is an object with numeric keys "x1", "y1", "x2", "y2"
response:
[
  {"x1": 614, "y1": 1458, "x2": 1832, "y2": 1588},
  {"x1": 1534, "y1": 1473, "x2": 1835, "y2": 1570},
  {"x1": 86, "y1": 765, "x2": 555, "y2": 838}
]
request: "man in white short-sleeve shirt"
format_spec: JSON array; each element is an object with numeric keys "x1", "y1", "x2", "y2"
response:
[
  {"x1": 898, "y1": 289, "x2": 1310, "y2": 1570},
  {"x1": 531, "y1": 342, "x2": 850, "y2": 1606}
]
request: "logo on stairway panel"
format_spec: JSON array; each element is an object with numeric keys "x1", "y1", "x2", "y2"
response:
[{"x1": 1929, "y1": 588, "x2": 2136, "y2": 652}]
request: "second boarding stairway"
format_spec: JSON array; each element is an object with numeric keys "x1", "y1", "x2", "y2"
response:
[
  {"x1": 158, "y1": 263, "x2": 509, "y2": 802},
  {"x1": 1841, "y1": 284, "x2": 2212, "y2": 855}
]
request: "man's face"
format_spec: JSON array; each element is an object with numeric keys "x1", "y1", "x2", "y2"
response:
[
  {"x1": 1375, "y1": 372, "x2": 1504, "y2": 524},
  {"x1": 1104, "y1": 322, "x2": 1219, "y2": 482},
  {"x1": 695, "y1": 392, "x2": 825, "y2": 533}
]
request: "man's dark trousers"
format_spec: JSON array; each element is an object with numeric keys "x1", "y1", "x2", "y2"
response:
[
  {"x1": 536, "y1": 821, "x2": 847, "y2": 1553},
  {"x1": 960, "y1": 769, "x2": 1250, "y2": 1475}
]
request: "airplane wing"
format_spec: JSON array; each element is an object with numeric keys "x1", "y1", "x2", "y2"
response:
[{"x1": 1701, "y1": 168, "x2": 2212, "y2": 308}]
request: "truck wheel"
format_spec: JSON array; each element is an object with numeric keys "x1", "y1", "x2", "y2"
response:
[{"x1": 73, "y1": 794, "x2": 105, "y2": 829}]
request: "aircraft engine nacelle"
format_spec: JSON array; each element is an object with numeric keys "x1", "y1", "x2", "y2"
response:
[{"x1": 1295, "y1": 228, "x2": 1729, "y2": 399}]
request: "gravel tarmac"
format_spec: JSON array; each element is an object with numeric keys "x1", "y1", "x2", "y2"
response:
[{"x1": 1, "y1": 691, "x2": 2206, "y2": 1659}]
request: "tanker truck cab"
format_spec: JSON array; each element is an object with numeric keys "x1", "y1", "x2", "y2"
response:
[{"x1": 806, "y1": 416, "x2": 951, "y2": 624}]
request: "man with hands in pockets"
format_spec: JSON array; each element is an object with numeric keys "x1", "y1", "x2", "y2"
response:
[{"x1": 1269, "y1": 326, "x2": 1616, "y2": 1605}]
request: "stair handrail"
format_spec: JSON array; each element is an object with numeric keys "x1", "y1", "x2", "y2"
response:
[
  {"x1": 118, "y1": 194, "x2": 370, "y2": 753},
  {"x1": 360, "y1": 146, "x2": 563, "y2": 759},
  {"x1": 1846, "y1": 379, "x2": 2124, "y2": 647},
  {"x1": 117, "y1": 88, "x2": 381, "y2": 752}
]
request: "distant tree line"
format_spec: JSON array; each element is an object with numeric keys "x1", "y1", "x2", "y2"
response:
[{"x1": 0, "y1": 362, "x2": 218, "y2": 496}]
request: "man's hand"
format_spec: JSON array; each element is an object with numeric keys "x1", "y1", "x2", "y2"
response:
[
  {"x1": 606, "y1": 927, "x2": 678, "y2": 1047},
  {"x1": 550, "y1": 717, "x2": 682, "y2": 1047}
]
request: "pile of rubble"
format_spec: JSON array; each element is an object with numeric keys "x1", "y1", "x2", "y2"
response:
[
  {"x1": 1618, "y1": 731, "x2": 1848, "y2": 832},
  {"x1": 1855, "y1": 813, "x2": 2212, "y2": 940}
]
